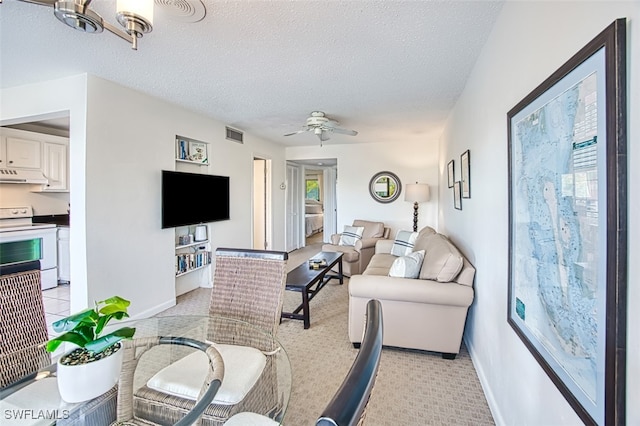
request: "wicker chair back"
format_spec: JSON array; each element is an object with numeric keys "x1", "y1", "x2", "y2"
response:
[{"x1": 0, "y1": 261, "x2": 50, "y2": 389}]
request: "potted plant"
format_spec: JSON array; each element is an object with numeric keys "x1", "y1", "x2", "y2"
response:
[{"x1": 46, "y1": 295, "x2": 136, "y2": 403}]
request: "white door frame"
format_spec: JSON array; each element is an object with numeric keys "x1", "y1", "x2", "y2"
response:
[
  {"x1": 286, "y1": 163, "x2": 302, "y2": 251},
  {"x1": 252, "y1": 156, "x2": 272, "y2": 250}
]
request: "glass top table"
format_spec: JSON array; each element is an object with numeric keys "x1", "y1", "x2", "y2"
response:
[{"x1": 0, "y1": 315, "x2": 292, "y2": 426}]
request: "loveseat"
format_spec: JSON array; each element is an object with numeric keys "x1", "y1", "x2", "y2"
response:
[
  {"x1": 322, "y1": 220, "x2": 391, "y2": 277},
  {"x1": 348, "y1": 227, "x2": 475, "y2": 359}
]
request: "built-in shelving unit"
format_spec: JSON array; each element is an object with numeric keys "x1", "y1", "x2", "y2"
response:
[
  {"x1": 174, "y1": 223, "x2": 211, "y2": 278},
  {"x1": 175, "y1": 240, "x2": 211, "y2": 276},
  {"x1": 175, "y1": 135, "x2": 209, "y2": 166},
  {"x1": 172, "y1": 135, "x2": 212, "y2": 294}
]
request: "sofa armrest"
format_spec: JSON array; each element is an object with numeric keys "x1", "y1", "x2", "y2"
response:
[
  {"x1": 330, "y1": 234, "x2": 341, "y2": 245},
  {"x1": 375, "y1": 239, "x2": 394, "y2": 254},
  {"x1": 355, "y1": 237, "x2": 383, "y2": 251}
]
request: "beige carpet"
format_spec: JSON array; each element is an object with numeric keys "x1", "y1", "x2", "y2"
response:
[{"x1": 159, "y1": 244, "x2": 495, "y2": 425}]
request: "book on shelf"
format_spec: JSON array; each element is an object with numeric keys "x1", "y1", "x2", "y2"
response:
[
  {"x1": 175, "y1": 250, "x2": 211, "y2": 275},
  {"x1": 188, "y1": 141, "x2": 208, "y2": 163},
  {"x1": 176, "y1": 138, "x2": 188, "y2": 160}
]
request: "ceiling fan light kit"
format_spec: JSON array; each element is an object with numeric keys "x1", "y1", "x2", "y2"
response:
[
  {"x1": 284, "y1": 111, "x2": 358, "y2": 146},
  {"x1": 22, "y1": 0, "x2": 154, "y2": 50}
]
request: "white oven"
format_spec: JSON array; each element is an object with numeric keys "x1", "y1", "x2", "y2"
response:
[{"x1": 0, "y1": 207, "x2": 58, "y2": 289}]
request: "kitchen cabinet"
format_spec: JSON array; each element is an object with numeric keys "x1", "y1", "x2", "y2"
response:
[
  {"x1": 57, "y1": 226, "x2": 70, "y2": 283},
  {"x1": 1, "y1": 136, "x2": 42, "y2": 169},
  {"x1": 0, "y1": 127, "x2": 69, "y2": 192},
  {"x1": 42, "y1": 142, "x2": 68, "y2": 191}
]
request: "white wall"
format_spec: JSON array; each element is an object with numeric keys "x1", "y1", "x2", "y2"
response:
[
  {"x1": 1, "y1": 75, "x2": 90, "y2": 313},
  {"x1": 440, "y1": 2, "x2": 638, "y2": 425},
  {"x1": 287, "y1": 139, "x2": 439, "y2": 237},
  {"x1": 1, "y1": 74, "x2": 287, "y2": 318}
]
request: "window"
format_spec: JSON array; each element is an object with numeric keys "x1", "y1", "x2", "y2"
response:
[{"x1": 306, "y1": 179, "x2": 320, "y2": 201}]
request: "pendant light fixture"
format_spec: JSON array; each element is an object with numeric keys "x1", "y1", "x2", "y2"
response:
[{"x1": 20, "y1": 0, "x2": 154, "y2": 50}]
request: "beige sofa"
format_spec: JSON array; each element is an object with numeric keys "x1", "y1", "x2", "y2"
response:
[
  {"x1": 322, "y1": 220, "x2": 391, "y2": 277},
  {"x1": 348, "y1": 227, "x2": 475, "y2": 359}
]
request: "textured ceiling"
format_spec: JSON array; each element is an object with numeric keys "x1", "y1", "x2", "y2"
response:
[{"x1": 0, "y1": 0, "x2": 504, "y2": 146}]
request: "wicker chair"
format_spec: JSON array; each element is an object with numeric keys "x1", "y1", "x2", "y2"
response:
[
  {"x1": 115, "y1": 336, "x2": 225, "y2": 426},
  {"x1": 0, "y1": 261, "x2": 50, "y2": 389},
  {"x1": 133, "y1": 248, "x2": 289, "y2": 425},
  {"x1": 224, "y1": 299, "x2": 384, "y2": 426},
  {"x1": 0, "y1": 261, "x2": 120, "y2": 425}
]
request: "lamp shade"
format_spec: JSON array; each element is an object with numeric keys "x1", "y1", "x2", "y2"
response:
[{"x1": 405, "y1": 183, "x2": 430, "y2": 203}]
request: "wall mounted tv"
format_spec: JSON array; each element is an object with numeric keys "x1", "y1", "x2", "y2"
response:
[{"x1": 162, "y1": 170, "x2": 230, "y2": 229}]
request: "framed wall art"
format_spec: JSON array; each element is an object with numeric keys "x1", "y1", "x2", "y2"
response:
[
  {"x1": 453, "y1": 181, "x2": 461, "y2": 210},
  {"x1": 460, "y1": 150, "x2": 470, "y2": 198},
  {"x1": 507, "y1": 19, "x2": 627, "y2": 426},
  {"x1": 447, "y1": 159, "x2": 455, "y2": 188}
]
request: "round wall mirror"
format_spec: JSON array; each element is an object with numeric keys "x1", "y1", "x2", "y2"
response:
[{"x1": 369, "y1": 171, "x2": 402, "y2": 203}]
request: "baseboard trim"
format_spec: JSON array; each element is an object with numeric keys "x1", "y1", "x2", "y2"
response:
[
  {"x1": 464, "y1": 336, "x2": 505, "y2": 426},
  {"x1": 131, "y1": 298, "x2": 175, "y2": 320}
]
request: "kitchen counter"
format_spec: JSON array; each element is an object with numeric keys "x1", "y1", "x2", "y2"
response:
[{"x1": 33, "y1": 214, "x2": 70, "y2": 227}]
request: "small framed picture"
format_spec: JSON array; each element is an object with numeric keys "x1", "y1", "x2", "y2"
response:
[
  {"x1": 454, "y1": 181, "x2": 462, "y2": 210},
  {"x1": 189, "y1": 141, "x2": 208, "y2": 163},
  {"x1": 447, "y1": 160, "x2": 455, "y2": 188},
  {"x1": 461, "y1": 150, "x2": 470, "y2": 198}
]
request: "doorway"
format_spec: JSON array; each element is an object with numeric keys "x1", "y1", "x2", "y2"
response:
[
  {"x1": 253, "y1": 157, "x2": 272, "y2": 250},
  {"x1": 286, "y1": 159, "x2": 337, "y2": 250}
]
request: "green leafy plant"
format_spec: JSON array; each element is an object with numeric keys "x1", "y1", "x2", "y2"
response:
[{"x1": 46, "y1": 296, "x2": 136, "y2": 355}]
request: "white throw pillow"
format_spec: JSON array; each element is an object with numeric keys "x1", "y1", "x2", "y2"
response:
[
  {"x1": 391, "y1": 230, "x2": 418, "y2": 256},
  {"x1": 339, "y1": 225, "x2": 365, "y2": 246},
  {"x1": 389, "y1": 250, "x2": 425, "y2": 278}
]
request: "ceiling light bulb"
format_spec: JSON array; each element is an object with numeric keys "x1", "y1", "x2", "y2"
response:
[
  {"x1": 116, "y1": 0, "x2": 154, "y2": 49},
  {"x1": 117, "y1": 0, "x2": 154, "y2": 24}
]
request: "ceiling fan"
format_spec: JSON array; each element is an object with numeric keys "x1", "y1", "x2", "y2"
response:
[
  {"x1": 284, "y1": 111, "x2": 358, "y2": 144},
  {"x1": 14, "y1": 0, "x2": 154, "y2": 50}
]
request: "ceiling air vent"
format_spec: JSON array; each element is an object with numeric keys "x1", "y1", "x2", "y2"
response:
[{"x1": 226, "y1": 127, "x2": 244, "y2": 144}]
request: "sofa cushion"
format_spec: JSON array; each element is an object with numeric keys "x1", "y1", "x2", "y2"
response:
[
  {"x1": 352, "y1": 220, "x2": 385, "y2": 239},
  {"x1": 419, "y1": 234, "x2": 464, "y2": 282},
  {"x1": 363, "y1": 253, "x2": 396, "y2": 276},
  {"x1": 339, "y1": 225, "x2": 364, "y2": 246},
  {"x1": 413, "y1": 226, "x2": 437, "y2": 252},
  {"x1": 390, "y1": 230, "x2": 418, "y2": 256},
  {"x1": 389, "y1": 250, "x2": 425, "y2": 278}
]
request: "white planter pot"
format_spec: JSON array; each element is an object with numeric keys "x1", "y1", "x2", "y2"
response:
[{"x1": 56, "y1": 345, "x2": 123, "y2": 403}]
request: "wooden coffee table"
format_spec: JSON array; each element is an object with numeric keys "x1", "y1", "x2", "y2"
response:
[{"x1": 281, "y1": 251, "x2": 343, "y2": 329}]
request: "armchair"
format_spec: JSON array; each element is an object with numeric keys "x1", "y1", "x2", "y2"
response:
[{"x1": 322, "y1": 220, "x2": 390, "y2": 276}]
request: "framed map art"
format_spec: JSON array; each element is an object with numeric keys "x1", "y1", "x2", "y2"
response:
[{"x1": 507, "y1": 19, "x2": 627, "y2": 426}]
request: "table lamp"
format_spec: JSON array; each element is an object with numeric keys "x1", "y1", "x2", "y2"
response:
[{"x1": 405, "y1": 183, "x2": 430, "y2": 232}]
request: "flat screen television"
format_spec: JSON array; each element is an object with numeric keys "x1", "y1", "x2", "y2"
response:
[{"x1": 162, "y1": 170, "x2": 230, "y2": 228}]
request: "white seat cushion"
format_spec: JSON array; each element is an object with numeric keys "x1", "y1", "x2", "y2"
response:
[
  {"x1": 146, "y1": 343, "x2": 266, "y2": 405},
  {"x1": 224, "y1": 412, "x2": 279, "y2": 425}
]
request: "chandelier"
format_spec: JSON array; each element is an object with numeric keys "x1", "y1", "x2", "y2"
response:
[{"x1": 19, "y1": 0, "x2": 154, "y2": 50}]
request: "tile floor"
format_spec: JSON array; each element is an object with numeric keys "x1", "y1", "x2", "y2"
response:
[{"x1": 41, "y1": 284, "x2": 70, "y2": 337}]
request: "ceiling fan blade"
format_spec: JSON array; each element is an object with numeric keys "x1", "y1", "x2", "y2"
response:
[
  {"x1": 17, "y1": 0, "x2": 56, "y2": 6},
  {"x1": 330, "y1": 127, "x2": 358, "y2": 136},
  {"x1": 283, "y1": 129, "x2": 309, "y2": 137}
]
